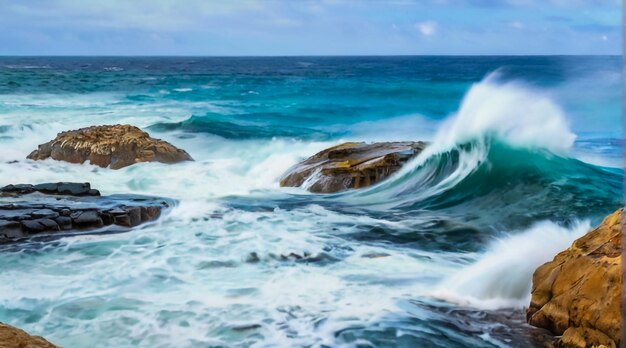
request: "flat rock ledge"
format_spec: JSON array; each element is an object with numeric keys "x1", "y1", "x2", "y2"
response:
[
  {"x1": 279, "y1": 141, "x2": 426, "y2": 193},
  {"x1": 527, "y1": 208, "x2": 623, "y2": 348},
  {"x1": 0, "y1": 182, "x2": 172, "y2": 243},
  {"x1": 27, "y1": 124, "x2": 193, "y2": 169},
  {"x1": 0, "y1": 322, "x2": 58, "y2": 348}
]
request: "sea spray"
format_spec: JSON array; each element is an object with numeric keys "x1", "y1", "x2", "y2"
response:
[
  {"x1": 432, "y1": 220, "x2": 590, "y2": 310},
  {"x1": 431, "y1": 72, "x2": 576, "y2": 154},
  {"x1": 337, "y1": 74, "x2": 615, "y2": 218}
]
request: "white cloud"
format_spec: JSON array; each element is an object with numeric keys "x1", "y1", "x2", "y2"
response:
[
  {"x1": 415, "y1": 20, "x2": 438, "y2": 36},
  {"x1": 509, "y1": 21, "x2": 524, "y2": 29},
  {"x1": 601, "y1": 35, "x2": 608, "y2": 41}
]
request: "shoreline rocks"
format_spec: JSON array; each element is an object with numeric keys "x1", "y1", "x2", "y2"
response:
[
  {"x1": 0, "y1": 182, "x2": 172, "y2": 243},
  {"x1": 27, "y1": 124, "x2": 192, "y2": 169},
  {"x1": 527, "y1": 208, "x2": 623, "y2": 347},
  {"x1": 0, "y1": 322, "x2": 58, "y2": 348},
  {"x1": 280, "y1": 141, "x2": 426, "y2": 193}
]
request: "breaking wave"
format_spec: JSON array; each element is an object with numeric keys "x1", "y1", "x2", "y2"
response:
[{"x1": 339, "y1": 74, "x2": 622, "y2": 223}]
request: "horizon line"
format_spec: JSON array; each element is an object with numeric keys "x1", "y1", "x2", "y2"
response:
[{"x1": 0, "y1": 54, "x2": 620, "y2": 58}]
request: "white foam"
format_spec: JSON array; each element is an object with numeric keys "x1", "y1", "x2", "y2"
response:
[
  {"x1": 432, "y1": 72, "x2": 576, "y2": 154},
  {"x1": 432, "y1": 220, "x2": 590, "y2": 310},
  {"x1": 341, "y1": 72, "x2": 578, "y2": 208}
]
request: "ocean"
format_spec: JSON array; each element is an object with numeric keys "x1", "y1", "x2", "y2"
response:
[{"x1": 0, "y1": 56, "x2": 622, "y2": 347}]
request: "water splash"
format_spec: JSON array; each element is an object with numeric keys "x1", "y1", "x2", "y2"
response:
[{"x1": 432, "y1": 220, "x2": 590, "y2": 310}]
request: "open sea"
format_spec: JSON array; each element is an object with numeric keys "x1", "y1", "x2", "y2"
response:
[{"x1": 0, "y1": 56, "x2": 622, "y2": 347}]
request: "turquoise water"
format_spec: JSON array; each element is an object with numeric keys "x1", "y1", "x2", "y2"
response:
[{"x1": 0, "y1": 56, "x2": 622, "y2": 347}]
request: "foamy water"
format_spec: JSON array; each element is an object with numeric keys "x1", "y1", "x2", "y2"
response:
[{"x1": 0, "y1": 56, "x2": 622, "y2": 347}]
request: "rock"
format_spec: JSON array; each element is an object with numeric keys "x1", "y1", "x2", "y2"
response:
[
  {"x1": 21, "y1": 219, "x2": 58, "y2": 233},
  {"x1": 279, "y1": 141, "x2": 426, "y2": 193},
  {"x1": 0, "y1": 322, "x2": 58, "y2": 348},
  {"x1": 72, "y1": 210, "x2": 104, "y2": 228},
  {"x1": 0, "y1": 220, "x2": 21, "y2": 239},
  {"x1": 27, "y1": 124, "x2": 193, "y2": 169},
  {"x1": 0, "y1": 182, "x2": 172, "y2": 243},
  {"x1": 231, "y1": 324, "x2": 262, "y2": 332},
  {"x1": 361, "y1": 252, "x2": 390, "y2": 259},
  {"x1": 1, "y1": 183, "x2": 100, "y2": 197},
  {"x1": 245, "y1": 252, "x2": 260, "y2": 263},
  {"x1": 54, "y1": 216, "x2": 73, "y2": 230},
  {"x1": 527, "y1": 208, "x2": 623, "y2": 347},
  {"x1": 31, "y1": 209, "x2": 59, "y2": 219}
]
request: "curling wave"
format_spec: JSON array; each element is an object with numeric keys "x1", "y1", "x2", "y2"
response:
[{"x1": 339, "y1": 74, "x2": 622, "y2": 224}]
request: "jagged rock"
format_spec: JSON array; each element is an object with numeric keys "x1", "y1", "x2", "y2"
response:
[
  {"x1": 0, "y1": 322, "x2": 58, "y2": 348},
  {"x1": 527, "y1": 208, "x2": 623, "y2": 348},
  {"x1": 27, "y1": 124, "x2": 193, "y2": 169},
  {"x1": 0, "y1": 182, "x2": 172, "y2": 243},
  {"x1": 279, "y1": 141, "x2": 426, "y2": 193}
]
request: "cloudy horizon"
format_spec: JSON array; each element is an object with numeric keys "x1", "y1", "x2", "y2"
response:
[{"x1": 0, "y1": 0, "x2": 621, "y2": 56}]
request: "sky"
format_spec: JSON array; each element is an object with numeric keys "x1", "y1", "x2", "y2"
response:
[{"x1": 0, "y1": 0, "x2": 621, "y2": 56}]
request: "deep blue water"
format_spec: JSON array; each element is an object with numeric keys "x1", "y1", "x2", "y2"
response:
[{"x1": 0, "y1": 56, "x2": 622, "y2": 347}]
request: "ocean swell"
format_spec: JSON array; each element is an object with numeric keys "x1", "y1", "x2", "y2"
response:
[
  {"x1": 337, "y1": 74, "x2": 622, "y2": 226},
  {"x1": 149, "y1": 115, "x2": 336, "y2": 140}
]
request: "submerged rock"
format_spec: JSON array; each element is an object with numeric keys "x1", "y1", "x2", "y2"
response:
[
  {"x1": 0, "y1": 322, "x2": 58, "y2": 348},
  {"x1": 27, "y1": 124, "x2": 192, "y2": 169},
  {"x1": 527, "y1": 208, "x2": 623, "y2": 347},
  {"x1": 0, "y1": 182, "x2": 171, "y2": 243},
  {"x1": 280, "y1": 141, "x2": 426, "y2": 193}
]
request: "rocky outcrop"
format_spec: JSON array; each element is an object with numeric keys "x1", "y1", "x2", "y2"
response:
[
  {"x1": 0, "y1": 322, "x2": 58, "y2": 348},
  {"x1": 0, "y1": 182, "x2": 172, "y2": 243},
  {"x1": 280, "y1": 141, "x2": 426, "y2": 193},
  {"x1": 27, "y1": 124, "x2": 192, "y2": 169},
  {"x1": 527, "y1": 208, "x2": 623, "y2": 348}
]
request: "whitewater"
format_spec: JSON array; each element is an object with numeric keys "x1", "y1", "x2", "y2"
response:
[{"x1": 0, "y1": 56, "x2": 622, "y2": 347}]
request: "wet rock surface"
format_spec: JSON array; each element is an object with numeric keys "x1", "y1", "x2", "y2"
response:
[
  {"x1": 280, "y1": 141, "x2": 426, "y2": 193},
  {"x1": 527, "y1": 208, "x2": 623, "y2": 348},
  {"x1": 27, "y1": 124, "x2": 193, "y2": 169},
  {"x1": 0, "y1": 182, "x2": 172, "y2": 243},
  {"x1": 0, "y1": 322, "x2": 58, "y2": 348},
  {"x1": 1, "y1": 182, "x2": 100, "y2": 197}
]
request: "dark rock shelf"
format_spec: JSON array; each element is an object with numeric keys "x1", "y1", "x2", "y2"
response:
[{"x1": 0, "y1": 182, "x2": 173, "y2": 243}]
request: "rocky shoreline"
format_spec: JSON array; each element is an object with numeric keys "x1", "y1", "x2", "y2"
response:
[
  {"x1": 1, "y1": 125, "x2": 188, "y2": 346},
  {"x1": 282, "y1": 140, "x2": 624, "y2": 347},
  {"x1": 0, "y1": 182, "x2": 172, "y2": 243},
  {"x1": 527, "y1": 208, "x2": 623, "y2": 348},
  {"x1": 0, "y1": 126, "x2": 621, "y2": 347}
]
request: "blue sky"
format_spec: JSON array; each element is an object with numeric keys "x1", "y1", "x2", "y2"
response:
[{"x1": 0, "y1": 0, "x2": 620, "y2": 55}]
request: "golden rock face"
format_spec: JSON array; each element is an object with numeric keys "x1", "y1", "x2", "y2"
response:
[
  {"x1": 527, "y1": 208, "x2": 623, "y2": 348},
  {"x1": 0, "y1": 322, "x2": 58, "y2": 348},
  {"x1": 279, "y1": 141, "x2": 427, "y2": 193},
  {"x1": 27, "y1": 124, "x2": 193, "y2": 169}
]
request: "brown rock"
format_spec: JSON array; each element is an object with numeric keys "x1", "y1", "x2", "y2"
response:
[
  {"x1": 27, "y1": 124, "x2": 192, "y2": 169},
  {"x1": 527, "y1": 208, "x2": 623, "y2": 347},
  {"x1": 279, "y1": 141, "x2": 426, "y2": 193},
  {"x1": 0, "y1": 322, "x2": 58, "y2": 348}
]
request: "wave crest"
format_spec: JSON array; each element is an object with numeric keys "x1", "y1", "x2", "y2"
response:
[
  {"x1": 432, "y1": 72, "x2": 575, "y2": 154},
  {"x1": 338, "y1": 74, "x2": 621, "y2": 222}
]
